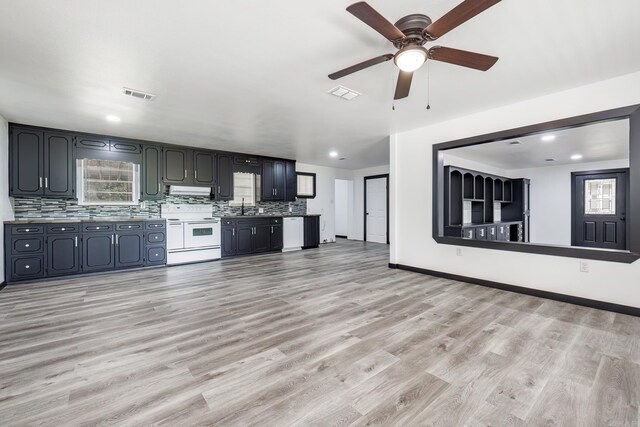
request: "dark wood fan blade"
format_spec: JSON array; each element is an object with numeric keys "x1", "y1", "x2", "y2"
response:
[
  {"x1": 347, "y1": 2, "x2": 406, "y2": 42},
  {"x1": 394, "y1": 70, "x2": 413, "y2": 100},
  {"x1": 428, "y1": 46, "x2": 498, "y2": 71},
  {"x1": 328, "y1": 54, "x2": 394, "y2": 80},
  {"x1": 425, "y1": 0, "x2": 501, "y2": 40}
]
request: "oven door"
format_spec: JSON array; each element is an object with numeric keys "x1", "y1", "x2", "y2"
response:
[{"x1": 184, "y1": 221, "x2": 221, "y2": 248}]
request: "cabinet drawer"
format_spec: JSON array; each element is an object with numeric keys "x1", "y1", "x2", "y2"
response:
[
  {"x1": 146, "y1": 246, "x2": 166, "y2": 264},
  {"x1": 11, "y1": 256, "x2": 44, "y2": 280},
  {"x1": 11, "y1": 237, "x2": 44, "y2": 254},
  {"x1": 146, "y1": 232, "x2": 165, "y2": 244},
  {"x1": 116, "y1": 223, "x2": 143, "y2": 231},
  {"x1": 10, "y1": 225, "x2": 44, "y2": 235},
  {"x1": 82, "y1": 223, "x2": 114, "y2": 232},
  {"x1": 145, "y1": 221, "x2": 166, "y2": 230},
  {"x1": 270, "y1": 217, "x2": 283, "y2": 225},
  {"x1": 221, "y1": 219, "x2": 235, "y2": 227},
  {"x1": 237, "y1": 218, "x2": 269, "y2": 226},
  {"x1": 47, "y1": 224, "x2": 80, "y2": 234}
]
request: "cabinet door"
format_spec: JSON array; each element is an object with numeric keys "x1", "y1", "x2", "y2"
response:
[
  {"x1": 142, "y1": 145, "x2": 163, "y2": 199},
  {"x1": 76, "y1": 135, "x2": 109, "y2": 151},
  {"x1": 303, "y1": 216, "x2": 320, "y2": 248},
  {"x1": 221, "y1": 227, "x2": 237, "y2": 257},
  {"x1": 193, "y1": 151, "x2": 216, "y2": 185},
  {"x1": 146, "y1": 246, "x2": 166, "y2": 265},
  {"x1": 254, "y1": 225, "x2": 270, "y2": 253},
  {"x1": 44, "y1": 132, "x2": 74, "y2": 197},
  {"x1": 163, "y1": 148, "x2": 189, "y2": 184},
  {"x1": 10, "y1": 127, "x2": 44, "y2": 196},
  {"x1": 47, "y1": 235, "x2": 80, "y2": 276},
  {"x1": 273, "y1": 160, "x2": 286, "y2": 201},
  {"x1": 115, "y1": 232, "x2": 144, "y2": 268},
  {"x1": 83, "y1": 234, "x2": 115, "y2": 272},
  {"x1": 261, "y1": 160, "x2": 275, "y2": 201},
  {"x1": 216, "y1": 153, "x2": 234, "y2": 201},
  {"x1": 236, "y1": 226, "x2": 253, "y2": 255},
  {"x1": 284, "y1": 161, "x2": 296, "y2": 202},
  {"x1": 270, "y1": 225, "x2": 283, "y2": 251},
  {"x1": 10, "y1": 256, "x2": 44, "y2": 281}
]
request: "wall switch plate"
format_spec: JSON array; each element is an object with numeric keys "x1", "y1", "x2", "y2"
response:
[
  {"x1": 258, "y1": 208, "x2": 264, "y2": 213},
  {"x1": 580, "y1": 260, "x2": 589, "y2": 273},
  {"x1": 289, "y1": 206, "x2": 293, "y2": 212},
  {"x1": 456, "y1": 248, "x2": 463, "y2": 257}
]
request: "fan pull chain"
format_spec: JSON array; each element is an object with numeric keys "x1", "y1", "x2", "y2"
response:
[
  {"x1": 391, "y1": 64, "x2": 396, "y2": 111},
  {"x1": 426, "y1": 60, "x2": 431, "y2": 110}
]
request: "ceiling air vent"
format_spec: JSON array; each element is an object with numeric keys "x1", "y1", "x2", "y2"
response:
[
  {"x1": 122, "y1": 87, "x2": 156, "y2": 101},
  {"x1": 328, "y1": 85, "x2": 361, "y2": 101},
  {"x1": 505, "y1": 140, "x2": 522, "y2": 146}
]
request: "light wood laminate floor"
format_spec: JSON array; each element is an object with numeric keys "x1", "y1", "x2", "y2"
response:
[{"x1": 0, "y1": 240, "x2": 639, "y2": 426}]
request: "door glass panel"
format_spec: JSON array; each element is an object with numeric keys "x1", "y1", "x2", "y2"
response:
[{"x1": 584, "y1": 178, "x2": 616, "y2": 215}]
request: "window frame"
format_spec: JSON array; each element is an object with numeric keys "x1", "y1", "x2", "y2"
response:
[
  {"x1": 229, "y1": 172, "x2": 257, "y2": 207},
  {"x1": 296, "y1": 172, "x2": 317, "y2": 199},
  {"x1": 76, "y1": 158, "x2": 141, "y2": 206}
]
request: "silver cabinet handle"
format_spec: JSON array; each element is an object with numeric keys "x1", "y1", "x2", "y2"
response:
[
  {"x1": 184, "y1": 169, "x2": 187, "y2": 179},
  {"x1": 61, "y1": 228, "x2": 66, "y2": 231},
  {"x1": 274, "y1": 188, "x2": 277, "y2": 196},
  {"x1": 25, "y1": 265, "x2": 30, "y2": 269},
  {"x1": 116, "y1": 235, "x2": 119, "y2": 244},
  {"x1": 195, "y1": 170, "x2": 198, "y2": 180},
  {"x1": 75, "y1": 236, "x2": 78, "y2": 247},
  {"x1": 39, "y1": 177, "x2": 43, "y2": 188},
  {"x1": 111, "y1": 234, "x2": 114, "y2": 245},
  {"x1": 218, "y1": 185, "x2": 221, "y2": 194},
  {"x1": 158, "y1": 183, "x2": 161, "y2": 194},
  {"x1": 25, "y1": 243, "x2": 30, "y2": 248},
  {"x1": 44, "y1": 177, "x2": 48, "y2": 188},
  {"x1": 232, "y1": 228, "x2": 235, "y2": 236},
  {"x1": 271, "y1": 226, "x2": 273, "y2": 233}
]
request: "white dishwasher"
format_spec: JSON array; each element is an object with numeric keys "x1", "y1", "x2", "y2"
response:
[{"x1": 283, "y1": 217, "x2": 304, "y2": 251}]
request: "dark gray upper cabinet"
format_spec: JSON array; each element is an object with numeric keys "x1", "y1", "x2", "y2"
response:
[
  {"x1": 10, "y1": 127, "x2": 44, "y2": 196},
  {"x1": 163, "y1": 147, "x2": 189, "y2": 185},
  {"x1": 262, "y1": 159, "x2": 286, "y2": 201},
  {"x1": 10, "y1": 127, "x2": 75, "y2": 198},
  {"x1": 76, "y1": 135, "x2": 109, "y2": 151},
  {"x1": 216, "y1": 153, "x2": 234, "y2": 200},
  {"x1": 141, "y1": 145, "x2": 163, "y2": 200},
  {"x1": 285, "y1": 161, "x2": 296, "y2": 202},
  {"x1": 193, "y1": 151, "x2": 216, "y2": 185},
  {"x1": 44, "y1": 132, "x2": 74, "y2": 197},
  {"x1": 109, "y1": 140, "x2": 142, "y2": 154}
]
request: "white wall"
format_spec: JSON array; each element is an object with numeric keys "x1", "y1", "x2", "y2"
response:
[
  {"x1": 0, "y1": 114, "x2": 15, "y2": 283},
  {"x1": 392, "y1": 70, "x2": 640, "y2": 308},
  {"x1": 512, "y1": 159, "x2": 629, "y2": 246},
  {"x1": 296, "y1": 162, "x2": 390, "y2": 243},
  {"x1": 334, "y1": 179, "x2": 350, "y2": 237}
]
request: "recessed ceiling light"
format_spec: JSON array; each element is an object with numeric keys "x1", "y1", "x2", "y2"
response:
[
  {"x1": 329, "y1": 150, "x2": 339, "y2": 158},
  {"x1": 106, "y1": 115, "x2": 121, "y2": 123},
  {"x1": 571, "y1": 154, "x2": 583, "y2": 160},
  {"x1": 541, "y1": 134, "x2": 556, "y2": 142}
]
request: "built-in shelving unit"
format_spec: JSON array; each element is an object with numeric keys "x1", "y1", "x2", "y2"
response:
[{"x1": 443, "y1": 165, "x2": 529, "y2": 242}]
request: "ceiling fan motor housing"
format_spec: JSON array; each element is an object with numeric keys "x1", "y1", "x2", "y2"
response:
[{"x1": 393, "y1": 14, "x2": 433, "y2": 48}]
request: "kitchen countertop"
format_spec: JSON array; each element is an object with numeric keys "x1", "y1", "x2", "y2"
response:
[
  {"x1": 4, "y1": 217, "x2": 165, "y2": 225},
  {"x1": 220, "y1": 214, "x2": 321, "y2": 219}
]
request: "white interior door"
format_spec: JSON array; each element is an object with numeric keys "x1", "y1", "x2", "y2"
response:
[{"x1": 366, "y1": 177, "x2": 387, "y2": 244}]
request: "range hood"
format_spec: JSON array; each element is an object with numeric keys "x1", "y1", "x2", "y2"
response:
[{"x1": 169, "y1": 185, "x2": 212, "y2": 196}]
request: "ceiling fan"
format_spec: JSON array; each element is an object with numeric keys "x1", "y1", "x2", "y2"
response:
[{"x1": 329, "y1": 0, "x2": 502, "y2": 100}]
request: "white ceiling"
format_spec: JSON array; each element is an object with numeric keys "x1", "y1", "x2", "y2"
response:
[
  {"x1": 445, "y1": 118, "x2": 630, "y2": 170},
  {"x1": 0, "y1": 0, "x2": 639, "y2": 169}
]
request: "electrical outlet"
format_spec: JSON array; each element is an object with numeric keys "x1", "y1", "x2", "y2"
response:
[
  {"x1": 456, "y1": 248, "x2": 463, "y2": 257},
  {"x1": 579, "y1": 260, "x2": 589, "y2": 273},
  {"x1": 258, "y1": 208, "x2": 264, "y2": 213},
  {"x1": 289, "y1": 206, "x2": 293, "y2": 213}
]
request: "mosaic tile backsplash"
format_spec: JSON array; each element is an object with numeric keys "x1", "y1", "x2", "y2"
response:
[{"x1": 12, "y1": 196, "x2": 307, "y2": 219}]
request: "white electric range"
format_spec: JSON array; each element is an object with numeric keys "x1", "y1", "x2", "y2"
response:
[{"x1": 161, "y1": 204, "x2": 221, "y2": 265}]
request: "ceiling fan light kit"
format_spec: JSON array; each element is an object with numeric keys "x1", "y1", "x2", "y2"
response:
[
  {"x1": 394, "y1": 46, "x2": 428, "y2": 72},
  {"x1": 329, "y1": 0, "x2": 503, "y2": 100}
]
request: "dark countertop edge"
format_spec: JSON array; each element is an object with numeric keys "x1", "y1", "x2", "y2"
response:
[
  {"x1": 5, "y1": 218, "x2": 166, "y2": 224},
  {"x1": 446, "y1": 221, "x2": 523, "y2": 227},
  {"x1": 220, "y1": 214, "x2": 320, "y2": 219}
]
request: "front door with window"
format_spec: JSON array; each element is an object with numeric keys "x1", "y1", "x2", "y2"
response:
[{"x1": 572, "y1": 169, "x2": 628, "y2": 250}]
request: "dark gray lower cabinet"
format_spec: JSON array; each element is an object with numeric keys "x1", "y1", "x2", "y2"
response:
[
  {"x1": 221, "y1": 218, "x2": 283, "y2": 258},
  {"x1": 303, "y1": 216, "x2": 320, "y2": 248},
  {"x1": 47, "y1": 234, "x2": 80, "y2": 276},
  {"x1": 82, "y1": 233, "x2": 115, "y2": 273},
  {"x1": 115, "y1": 232, "x2": 144, "y2": 268},
  {"x1": 4, "y1": 220, "x2": 166, "y2": 283}
]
